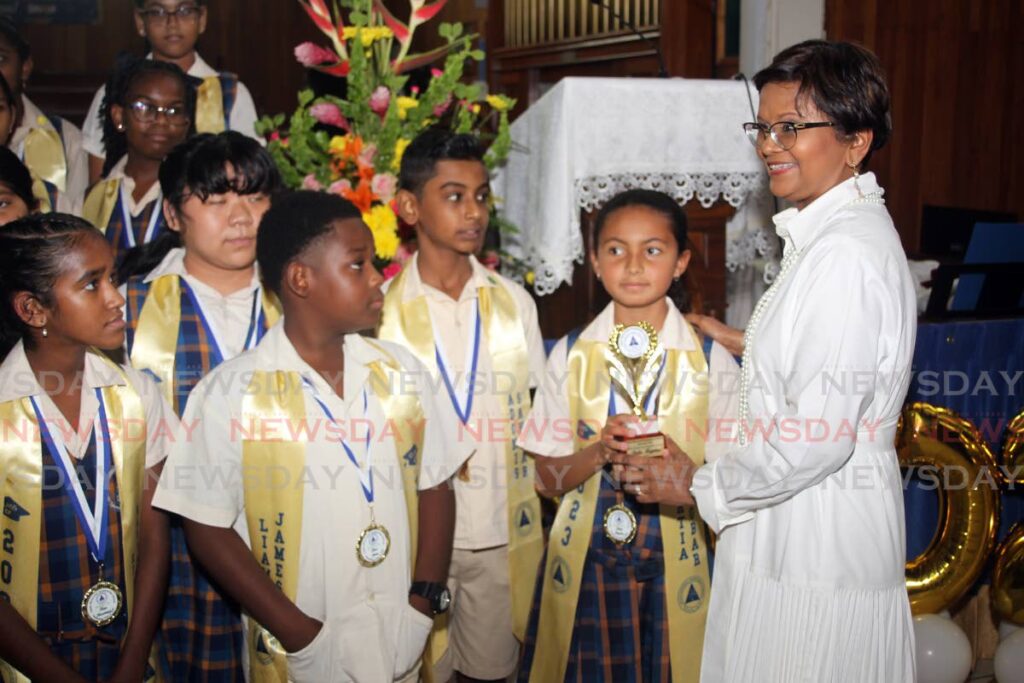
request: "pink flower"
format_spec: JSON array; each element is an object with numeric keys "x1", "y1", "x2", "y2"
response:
[
  {"x1": 433, "y1": 95, "x2": 452, "y2": 117},
  {"x1": 302, "y1": 174, "x2": 323, "y2": 190},
  {"x1": 294, "y1": 42, "x2": 338, "y2": 67},
  {"x1": 371, "y1": 172, "x2": 398, "y2": 203},
  {"x1": 309, "y1": 102, "x2": 348, "y2": 129},
  {"x1": 369, "y1": 86, "x2": 391, "y2": 116},
  {"x1": 358, "y1": 143, "x2": 378, "y2": 168},
  {"x1": 411, "y1": 86, "x2": 420, "y2": 95},
  {"x1": 394, "y1": 243, "x2": 414, "y2": 264},
  {"x1": 328, "y1": 179, "x2": 352, "y2": 195},
  {"x1": 430, "y1": 68, "x2": 443, "y2": 79},
  {"x1": 480, "y1": 250, "x2": 500, "y2": 271},
  {"x1": 382, "y1": 262, "x2": 403, "y2": 281}
]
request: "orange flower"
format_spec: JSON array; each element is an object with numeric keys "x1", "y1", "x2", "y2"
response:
[{"x1": 342, "y1": 180, "x2": 375, "y2": 214}]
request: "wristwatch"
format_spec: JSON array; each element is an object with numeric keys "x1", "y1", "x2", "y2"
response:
[{"x1": 409, "y1": 581, "x2": 452, "y2": 615}]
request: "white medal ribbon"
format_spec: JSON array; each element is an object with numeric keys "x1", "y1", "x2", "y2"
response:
[
  {"x1": 433, "y1": 299, "x2": 481, "y2": 424},
  {"x1": 29, "y1": 388, "x2": 111, "y2": 563},
  {"x1": 118, "y1": 183, "x2": 163, "y2": 249}
]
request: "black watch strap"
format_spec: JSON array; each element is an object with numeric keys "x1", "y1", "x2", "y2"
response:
[{"x1": 409, "y1": 581, "x2": 450, "y2": 614}]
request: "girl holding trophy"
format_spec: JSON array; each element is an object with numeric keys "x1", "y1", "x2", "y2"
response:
[{"x1": 516, "y1": 189, "x2": 739, "y2": 683}]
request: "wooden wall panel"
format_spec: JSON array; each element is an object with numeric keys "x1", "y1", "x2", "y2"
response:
[{"x1": 826, "y1": 0, "x2": 1024, "y2": 252}]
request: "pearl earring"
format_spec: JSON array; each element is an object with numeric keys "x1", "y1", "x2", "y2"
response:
[
  {"x1": 41, "y1": 327, "x2": 48, "y2": 338},
  {"x1": 848, "y1": 161, "x2": 863, "y2": 197}
]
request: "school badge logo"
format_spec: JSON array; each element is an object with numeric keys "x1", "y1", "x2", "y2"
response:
[
  {"x1": 252, "y1": 626, "x2": 280, "y2": 666},
  {"x1": 3, "y1": 496, "x2": 28, "y2": 522},
  {"x1": 514, "y1": 502, "x2": 535, "y2": 537},
  {"x1": 678, "y1": 576, "x2": 706, "y2": 613},
  {"x1": 551, "y1": 557, "x2": 572, "y2": 594},
  {"x1": 576, "y1": 419, "x2": 597, "y2": 441}
]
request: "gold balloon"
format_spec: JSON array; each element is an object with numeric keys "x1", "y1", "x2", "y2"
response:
[
  {"x1": 1002, "y1": 409, "x2": 1024, "y2": 485},
  {"x1": 992, "y1": 523, "x2": 1024, "y2": 625},
  {"x1": 898, "y1": 403, "x2": 1001, "y2": 614}
]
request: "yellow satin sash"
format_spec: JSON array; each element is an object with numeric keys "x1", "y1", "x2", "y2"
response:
[
  {"x1": 130, "y1": 274, "x2": 282, "y2": 410},
  {"x1": 196, "y1": 77, "x2": 226, "y2": 134},
  {"x1": 0, "y1": 352, "x2": 152, "y2": 681},
  {"x1": 83, "y1": 178, "x2": 122, "y2": 232},
  {"x1": 238, "y1": 348, "x2": 427, "y2": 681},
  {"x1": 529, "y1": 325, "x2": 711, "y2": 683},
  {"x1": 23, "y1": 118, "x2": 67, "y2": 212},
  {"x1": 241, "y1": 371, "x2": 308, "y2": 682},
  {"x1": 377, "y1": 264, "x2": 544, "y2": 674}
]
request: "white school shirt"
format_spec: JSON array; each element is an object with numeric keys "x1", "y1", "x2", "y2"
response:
[
  {"x1": 381, "y1": 253, "x2": 547, "y2": 550},
  {"x1": 96, "y1": 154, "x2": 162, "y2": 216},
  {"x1": 120, "y1": 247, "x2": 262, "y2": 361},
  {"x1": 10, "y1": 95, "x2": 88, "y2": 215},
  {"x1": 690, "y1": 173, "x2": 917, "y2": 683},
  {"x1": 0, "y1": 340, "x2": 177, "y2": 469},
  {"x1": 153, "y1": 324, "x2": 466, "y2": 681},
  {"x1": 81, "y1": 52, "x2": 261, "y2": 158},
  {"x1": 518, "y1": 299, "x2": 740, "y2": 463}
]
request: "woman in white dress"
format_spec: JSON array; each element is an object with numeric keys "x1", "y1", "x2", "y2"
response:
[{"x1": 617, "y1": 40, "x2": 917, "y2": 682}]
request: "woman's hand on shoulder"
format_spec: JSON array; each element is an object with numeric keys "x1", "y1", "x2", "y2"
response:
[{"x1": 686, "y1": 313, "x2": 744, "y2": 357}]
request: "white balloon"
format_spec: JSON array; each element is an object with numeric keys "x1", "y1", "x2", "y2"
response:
[
  {"x1": 913, "y1": 614, "x2": 972, "y2": 683},
  {"x1": 994, "y1": 627, "x2": 1024, "y2": 683}
]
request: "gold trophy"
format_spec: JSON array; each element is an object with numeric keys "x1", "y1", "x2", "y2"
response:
[{"x1": 606, "y1": 321, "x2": 666, "y2": 457}]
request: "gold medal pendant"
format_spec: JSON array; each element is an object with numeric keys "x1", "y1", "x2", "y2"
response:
[
  {"x1": 81, "y1": 580, "x2": 123, "y2": 627},
  {"x1": 357, "y1": 523, "x2": 391, "y2": 567},
  {"x1": 603, "y1": 504, "x2": 638, "y2": 544}
]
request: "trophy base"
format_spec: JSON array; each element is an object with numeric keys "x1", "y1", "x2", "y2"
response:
[{"x1": 624, "y1": 431, "x2": 665, "y2": 457}]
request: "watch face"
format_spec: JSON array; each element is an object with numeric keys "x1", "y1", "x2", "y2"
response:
[{"x1": 436, "y1": 588, "x2": 451, "y2": 613}]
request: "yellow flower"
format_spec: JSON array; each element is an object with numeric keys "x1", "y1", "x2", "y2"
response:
[
  {"x1": 396, "y1": 96, "x2": 418, "y2": 120},
  {"x1": 343, "y1": 26, "x2": 394, "y2": 46},
  {"x1": 471, "y1": 103, "x2": 481, "y2": 114},
  {"x1": 363, "y1": 204, "x2": 400, "y2": 260},
  {"x1": 328, "y1": 134, "x2": 352, "y2": 156},
  {"x1": 525, "y1": 271, "x2": 536, "y2": 286},
  {"x1": 486, "y1": 94, "x2": 512, "y2": 112},
  {"x1": 392, "y1": 138, "x2": 411, "y2": 170}
]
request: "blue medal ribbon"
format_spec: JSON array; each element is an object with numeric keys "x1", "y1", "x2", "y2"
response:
[
  {"x1": 302, "y1": 378, "x2": 374, "y2": 503},
  {"x1": 434, "y1": 299, "x2": 482, "y2": 425}
]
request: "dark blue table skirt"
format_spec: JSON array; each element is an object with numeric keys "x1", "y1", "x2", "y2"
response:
[{"x1": 905, "y1": 318, "x2": 1024, "y2": 561}]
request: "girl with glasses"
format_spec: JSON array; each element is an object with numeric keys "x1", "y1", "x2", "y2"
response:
[
  {"x1": 83, "y1": 56, "x2": 195, "y2": 264},
  {"x1": 80, "y1": 1, "x2": 261, "y2": 185}
]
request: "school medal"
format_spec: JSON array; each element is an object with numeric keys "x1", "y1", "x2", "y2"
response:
[
  {"x1": 603, "y1": 504, "x2": 638, "y2": 544},
  {"x1": 82, "y1": 579, "x2": 123, "y2": 627},
  {"x1": 357, "y1": 522, "x2": 391, "y2": 567}
]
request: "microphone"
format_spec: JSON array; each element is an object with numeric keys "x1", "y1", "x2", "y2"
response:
[{"x1": 588, "y1": 0, "x2": 669, "y2": 78}]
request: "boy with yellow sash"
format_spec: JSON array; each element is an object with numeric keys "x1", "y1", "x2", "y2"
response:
[
  {"x1": 380, "y1": 128, "x2": 547, "y2": 683},
  {"x1": 1, "y1": 19, "x2": 89, "y2": 214},
  {"x1": 153, "y1": 191, "x2": 468, "y2": 682},
  {"x1": 82, "y1": 0, "x2": 261, "y2": 184},
  {"x1": 0, "y1": 213, "x2": 176, "y2": 681},
  {"x1": 516, "y1": 190, "x2": 739, "y2": 683}
]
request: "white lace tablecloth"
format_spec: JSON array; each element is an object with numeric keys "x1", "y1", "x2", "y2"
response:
[{"x1": 493, "y1": 77, "x2": 771, "y2": 296}]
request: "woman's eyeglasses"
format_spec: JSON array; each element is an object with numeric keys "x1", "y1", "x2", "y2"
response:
[
  {"x1": 742, "y1": 121, "x2": 835, "y2": 151},
  {"x1": 127, "y1": 100, "x2": 190, "y2": 126}
]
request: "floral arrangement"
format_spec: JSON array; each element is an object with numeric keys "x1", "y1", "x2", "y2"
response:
[{"x1": 256, "y1": 0, "x2": 522, "y2": 280}]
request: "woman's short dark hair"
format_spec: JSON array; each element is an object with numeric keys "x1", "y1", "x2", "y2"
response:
[{"x1": 753, "y1": 40, "x2": 891, "y2": 167}]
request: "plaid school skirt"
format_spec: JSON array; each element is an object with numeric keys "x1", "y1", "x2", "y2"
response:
[
  {"x1": 519, "y1": 476, "x2": 673, "y2": 682},
  {"x1": 157, "y1": 517, "x2": 245, "y2": 682}
]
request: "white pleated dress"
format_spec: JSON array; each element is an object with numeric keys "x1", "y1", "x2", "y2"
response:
[{"x1": 691, "y1": 173, "x2": 918, "y2": 683}]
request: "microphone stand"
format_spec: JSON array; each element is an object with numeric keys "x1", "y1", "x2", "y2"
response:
[{"x1": 588, "y1": 0, "x2": 670, "y2": 78}]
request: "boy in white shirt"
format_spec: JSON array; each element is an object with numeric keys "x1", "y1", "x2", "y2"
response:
[{"x1": 154, "y1": 190, "x2": 467, "y2": 681}]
